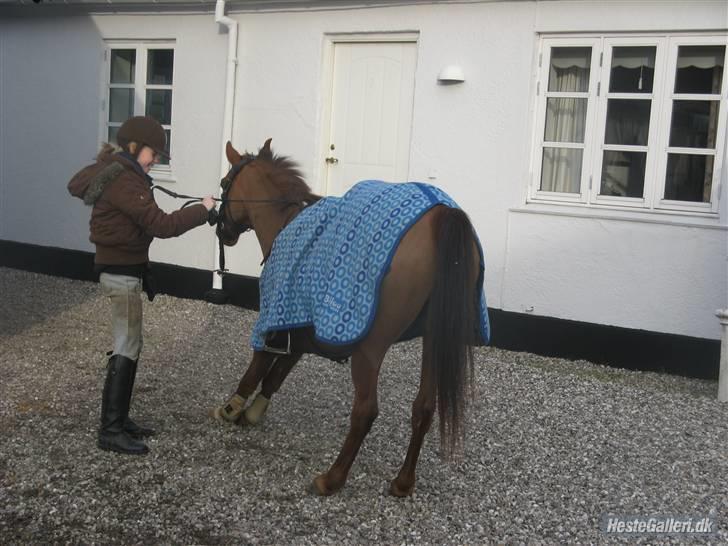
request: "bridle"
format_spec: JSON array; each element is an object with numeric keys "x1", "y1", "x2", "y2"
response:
[
  {"x1": 218, "y1": 155, "x2": 257, "y2": 236},
  {"x1": 151, "y1": 155, "x2": 305, "y2": 274},
  {"x1": 214, "y1": 155, "x2": 258, "y2": 273}
]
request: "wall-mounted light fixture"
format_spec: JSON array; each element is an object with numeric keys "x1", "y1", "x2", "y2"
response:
[{"x1": 437, "y1": 65, "x2": 465, "y2": 84}]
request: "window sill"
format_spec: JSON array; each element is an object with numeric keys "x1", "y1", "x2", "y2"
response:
[
  {"x1": 514, "y1": 200, "x2": 726, "y2": 230},
  {"x1": 150, "y1": 168, "x2": 177, "y2": 184}
]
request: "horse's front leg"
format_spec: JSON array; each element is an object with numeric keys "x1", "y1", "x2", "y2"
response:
[
  {"x1": 213, "y1": 350, "x2": 276, "y2": 425},
  {"x1": 243, "y1": 353, "x2": 301, "y2": 425},
  {"x1": 312, "y1": 347, "x2": 382, "y2": 496}
]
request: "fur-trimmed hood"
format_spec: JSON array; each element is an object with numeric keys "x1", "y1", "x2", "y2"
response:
[{"x1": 67, "y1": 145, "x2": 133, "y2": 205}]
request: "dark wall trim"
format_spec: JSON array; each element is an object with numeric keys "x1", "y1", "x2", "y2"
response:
[
  {"x1": 0, "y1": 239, "x2": 260, "y2": 309},
  {"x1": 0, "y1": 239, "x2": 719, "y2": 379},
  {"x1": 0, "y1": 239, "x2": 97, "y2": 282},
  {"x1": 488, "y1": 309, "x2": 719, "y2": 380}
]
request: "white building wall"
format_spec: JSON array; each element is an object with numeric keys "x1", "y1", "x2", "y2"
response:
[
  {"x1": 1, "y1": 0, "x2": 726, "y2": 341},
  {"x1": 517, "y1": 0, "x2": 728, "y2": 339},
  {"x1": 226, "y1": 0, "x2": 728, "y2": 339},
  {"x1": 89, "y1": 13, "x2": 229, "y2": 271},
  {"x1": 0, "y1": 17, "x2": 104, "y2": 251},
  {"x1": 0, "y1": 13, "x2": 227, "y2": 271},
  {"x1": 503, "y1": 212, "x2": 726, "y2": 339},
  {"x1": 227, "y1": 1, "x2": 539, "y2": 298}
]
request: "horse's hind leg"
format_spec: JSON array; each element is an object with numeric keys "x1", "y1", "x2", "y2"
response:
[
  {"x1": 390, "y1": 339, "x2": 435, "y2": 497},
  {"x1": 310, "y1": 209, "x2": 437, "y2": 495},
  {"x1": 213, "y1": 350, "x2": 276, "y2": 424},
  {"x1": 311, "y1": 345, "x2": 384, "y2": 496},
  {"x1": 244, "y1": 353, "x2": 301, "y2": 425}
]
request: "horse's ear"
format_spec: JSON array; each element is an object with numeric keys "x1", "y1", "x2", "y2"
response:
[
  {"x1": 226, "y1": 141, "x2": 242, "y2": 164},
  {"x1": 259, "y1": 138, "x2": 273, "y2": 159}
]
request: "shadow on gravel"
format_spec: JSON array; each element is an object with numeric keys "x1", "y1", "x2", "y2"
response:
[{"x1": 0, "y1": 267, "x2": 98, "y2": 338}]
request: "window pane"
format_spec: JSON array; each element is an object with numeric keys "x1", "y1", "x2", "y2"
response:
[
  {"x1": 665, "y1": 154, "x2": 713, "y2": 202},
  {"x1": 540, "y1": 147, "x2": 583, "y2": 193},
  {"x1": 669, "y1": 100, "x2": 720, "y2": 149},
  {"x1": 600, "y1": 150, "x2": 646, "y2": 198},
  {"x1": 145, "y1": 89, "x2": 172, "y2": 125},
  {"x1": 147, "y1": 49, "x2": 174, "y2": 85},
  {"x1": 605, "y1": 99, "x2": 651, "y2": 146},
  {"x1": 109, "y1": 88, "x2": 134, "y2": 123},
  {"x1": 545, "y1": 98, "x2": 587, "y2": 143},
  {"x1": 110, "y1": 49, "x2": 135, "y2": 84},
  {"x1": 108, "y1": 126, "x2": 119, "y2": 146},
  {"x1": 675, "y1": 45, "x2": 725, "y2": 94},
  {"x1": 548, "y1": 47, "x2": 591, "y2": 92},
  {"x1": 609, "y1": 46, "x2": 656, "y2": 93}
]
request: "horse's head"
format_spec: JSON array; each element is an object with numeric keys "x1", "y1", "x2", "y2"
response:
[
  {"x1": 217, "y1": 138, "x2": 320, "y2": 248},
  {"x1": 216, "y1": 139, "x2": 269, "y2": 246}
]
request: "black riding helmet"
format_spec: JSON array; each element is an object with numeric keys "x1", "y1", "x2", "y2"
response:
[{"x1": 116, "y1": 116, "x2": 170, "y2": 160}]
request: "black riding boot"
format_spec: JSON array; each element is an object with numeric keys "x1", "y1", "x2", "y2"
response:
[
  {"x1": 98, "y1": 355, "x2": 149, "y2": 455},
  {"x1": 125, "y1": 359, "x2": 156, "y2": 439}
]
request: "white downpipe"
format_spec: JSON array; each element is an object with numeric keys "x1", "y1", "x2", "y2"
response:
[
  {"x1": 213, "y1": 0, "x2": 238, "y2": 291},
  {"x1": 717, "y1": 309, "x2": 728, "y2": 402}
]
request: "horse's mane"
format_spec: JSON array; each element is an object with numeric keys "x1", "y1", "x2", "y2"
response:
[{"x1": 253, "y1": 148, "x2": 321, "y2": 205}]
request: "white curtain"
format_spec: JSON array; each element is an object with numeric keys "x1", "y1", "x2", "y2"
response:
[
  {"x1": 676, "y1": 45, "x2": 725, "y2": 69},
  {"x1": 541, "y1": 65, "x2": 588, "y2": 193}
]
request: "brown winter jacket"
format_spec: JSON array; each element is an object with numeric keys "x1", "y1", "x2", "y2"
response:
[{"x1": 68, "y1": 147, "x2": 208, "y2": 265}]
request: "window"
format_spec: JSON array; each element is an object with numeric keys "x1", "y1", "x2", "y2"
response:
[
  {"x1": 105, "y1": 43, "x2": 175, "y2": 169},
  {"x1": 532, "y1": 35, "x2": 727, "y2": 214}
]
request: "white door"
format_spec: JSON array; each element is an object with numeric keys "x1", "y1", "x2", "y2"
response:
[{"x1": 324, "y1": 41, "x2": 417, "y2": 196}]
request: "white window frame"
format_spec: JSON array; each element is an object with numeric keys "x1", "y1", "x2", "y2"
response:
[
  {"x1": 530, "y1": 33, "x2": 728, "y2": 216},
  {"x1": 532, "y1": 37, "x2": 600, "y2": 205},
  {"x1": 655, "y1": 35, "x2": 728, "y2": 214},
  {"x1": 101, "y1": 41, "x2": 176, "y2": 181},
  {"x1": 591, "y1": 36, "x2": 667, "y2": 210}
]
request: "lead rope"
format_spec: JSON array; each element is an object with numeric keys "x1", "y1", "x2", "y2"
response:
[
  {"x1": 151, "y1": 185, "x2": 209, "y2": 208},
  {"x1": 216, "y1": 221, "x2": 228, "y2": 274},
  {"x1": 151, "y1": 184, "x2": 296, "y2": 207},
  {"x1": 152, "y1": 185, "x2": 232, "y2": 275}
]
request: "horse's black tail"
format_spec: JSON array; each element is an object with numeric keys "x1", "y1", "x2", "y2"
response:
[{"x1": 425, "y1": 206, "x2": 479, "y2": 458}]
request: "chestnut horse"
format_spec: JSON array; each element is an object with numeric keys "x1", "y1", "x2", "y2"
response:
[{"x1": 213, "y1": 139, "x2": 487, "y2": 496}]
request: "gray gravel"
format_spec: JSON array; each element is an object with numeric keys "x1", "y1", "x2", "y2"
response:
[{"x1": 1, "y1": 266, "x2": 726, "y2": 545}]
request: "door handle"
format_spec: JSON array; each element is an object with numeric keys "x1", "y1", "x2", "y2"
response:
[{"x1": 325, "y1": 156, "x2": 339, "y2": 165}]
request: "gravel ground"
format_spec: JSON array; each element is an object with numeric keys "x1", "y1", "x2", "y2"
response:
[{"x1": 1, "y1": 266, "x2": 727, "y2": 545}]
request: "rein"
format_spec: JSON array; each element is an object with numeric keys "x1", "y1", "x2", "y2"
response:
[{"x1": 150, "y1": 184, "x2": 295, "y2": 207}]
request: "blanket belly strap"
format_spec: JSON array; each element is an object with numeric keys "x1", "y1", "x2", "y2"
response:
[{"x1": 264, "y1": 328, "x2": 352, "y2": 363}]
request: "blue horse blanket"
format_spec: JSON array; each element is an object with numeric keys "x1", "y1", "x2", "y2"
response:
[{"x1": 251, "y1": 180, "x2": 490, "y2": 350}]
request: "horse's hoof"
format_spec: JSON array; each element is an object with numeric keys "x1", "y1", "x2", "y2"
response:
[
  {"x1": 310, "y1": 474, "x2": 338, "y2": 496},
  {"x1": 212, "y1": 394, "x2": 247, "y2": 425},
  {"x1": 389, "y1": 478, "x2": 414, "y2": 497}
]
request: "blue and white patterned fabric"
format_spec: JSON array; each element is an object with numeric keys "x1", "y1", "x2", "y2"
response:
[{"x1": 251, "y1": 180, "x2": 490, "y2": 350}]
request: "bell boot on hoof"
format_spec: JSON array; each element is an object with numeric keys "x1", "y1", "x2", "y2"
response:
[
  {"x1": 124, "y1": 359, "x2": 156, "y2": 439},
  {"x1": 213, "y1": 394, "x2": 247, "y2": 424},
  {"x1": 243, "y1": 394, "x2": 270, "y2": 425},
  {"x1": 98, "y1": 355, "x2": 149, "y2": 455}
]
